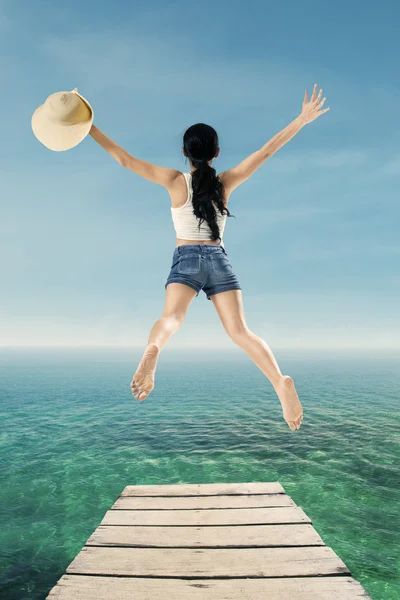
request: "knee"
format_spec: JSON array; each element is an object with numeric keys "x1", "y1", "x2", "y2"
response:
[
  {"x1": 161, "y1": 312, "x2": 186, "y2": 331},
  {"x1": 227, "y1": 325, "x2": 251, "y2": 345}
]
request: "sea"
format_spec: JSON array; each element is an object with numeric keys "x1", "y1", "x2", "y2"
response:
[{"x1": 0, "y1": 347, "x2": 399, "y2": 599}]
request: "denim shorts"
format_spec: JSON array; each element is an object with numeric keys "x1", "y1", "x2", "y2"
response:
[{"x1": 165, "y1": 244, "x2": 241, "y2": 300}]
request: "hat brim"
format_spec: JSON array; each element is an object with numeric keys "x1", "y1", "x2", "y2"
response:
[{"x1": 31, "y1": 91, "x2": 94, "y2": 152}]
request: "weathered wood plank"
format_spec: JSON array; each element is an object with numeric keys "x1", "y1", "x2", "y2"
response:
[
  {"x1": 87, "y1": 523, "x2": 324, "y2": 547},
  {"x1": 47, "y1": 575, "x2": 373, "y2": 600},
  {"x1": 101, "y1": 506, "x2": 310, "y2": 526},
  {"x1": 121, "y1": 482, "x2": 285, "y2": 496},
  {"x1": 46, "y1": 481, "x2": 372, "y2": 599},
  {"x1": 112, "y1": 493, "x2": 294, "y2": 510},
  {"x1": 66, "y1": 546, "x2": 349, "y2": 578}
]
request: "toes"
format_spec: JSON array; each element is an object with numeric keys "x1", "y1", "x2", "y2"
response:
[
  {"x1": 288, "y1": 416, "x2": 303, "y2": 431},
  {"x1": 295, "y1": 415, "x2": 302, "y2": 428},
  {"x1": 131, "y1": 380, "x2": 150, "y2": 401},
  {"x1": 131, "y1": 379, "x2": 141, "y2": 398}
]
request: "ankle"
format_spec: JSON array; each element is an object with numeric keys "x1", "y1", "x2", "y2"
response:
[{"x1": 271, "y1": 374, "x2": 284, "y2": 389}]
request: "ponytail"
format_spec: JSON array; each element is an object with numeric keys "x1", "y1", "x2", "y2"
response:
[
  {"x1": 183, "y1": 123, "x2": 234, "y2": 242},
  {"x1": 190, "y1": 159, "x2": 233, "y2": 243}
]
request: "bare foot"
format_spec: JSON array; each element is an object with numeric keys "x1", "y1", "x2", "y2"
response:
[
  {"x1": 274, "y1": 375, "x2": 303, "y2": 431},
  {"x1": 130, "y1": 343, "x2": 160, "y2": 401}
]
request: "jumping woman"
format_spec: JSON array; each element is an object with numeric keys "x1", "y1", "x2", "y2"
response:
[{"x1": 90, "y1": 83, "x2": 329, "y2": 431}]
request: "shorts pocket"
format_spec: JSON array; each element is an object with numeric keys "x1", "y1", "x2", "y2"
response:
[
  {"x1": 170, "y1": 257, "x2": 180, "y2": 270},
  {"x1": 178, "y1": 254, "x2": 201, "y2": 275},
  {"x1": 211, "y1": 254, "x2": 234, "y2": 275}
]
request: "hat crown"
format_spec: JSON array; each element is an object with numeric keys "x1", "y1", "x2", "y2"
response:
[
  {"x1": 31, "y1": 87, "x2": 93, "y2": 151},
  {"x1": 45, "y1": 91, "x2": 91, "y2": 125}
]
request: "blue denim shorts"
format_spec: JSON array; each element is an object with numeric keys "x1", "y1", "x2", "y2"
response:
[{"x1": 165, "y1": 244, "x2": 241, "y2": 300}]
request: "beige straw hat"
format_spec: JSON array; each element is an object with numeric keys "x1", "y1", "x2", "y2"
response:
[{"x1": 31, "y1": 87, "x2": 94, "y2": 151}]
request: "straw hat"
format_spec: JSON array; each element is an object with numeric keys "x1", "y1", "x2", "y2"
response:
[{"x1": 31, "y1": 88, "x2": 94, "y2": 151}]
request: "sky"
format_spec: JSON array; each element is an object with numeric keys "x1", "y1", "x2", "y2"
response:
[{"x1": 1, "y1": 0, "x2": 400, "y2": 350}]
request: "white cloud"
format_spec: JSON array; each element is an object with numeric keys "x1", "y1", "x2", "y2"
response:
[
  {"x1": 378, "y1": 154, "x2": 400, "y2": 176},
  {"x1": 265, "y1": 149, "x2": 368, "y2": 173}
]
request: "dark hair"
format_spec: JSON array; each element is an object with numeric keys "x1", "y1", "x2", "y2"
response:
[{"x1": 183, "y1": 123, "x2": 234, "y2": 243}]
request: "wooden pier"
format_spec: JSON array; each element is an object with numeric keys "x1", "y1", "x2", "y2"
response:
[{"x1": 47, "y1": 482, "x2": 371, "y2": 599}]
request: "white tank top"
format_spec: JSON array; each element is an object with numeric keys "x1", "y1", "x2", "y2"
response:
[{"x1": 171, "y1": 172, "x2": 227, "y2": 246}]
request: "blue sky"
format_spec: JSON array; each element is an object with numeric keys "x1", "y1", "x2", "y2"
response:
[{"x1": 1, "y1": 0, "x2": 399, "y2": 350}]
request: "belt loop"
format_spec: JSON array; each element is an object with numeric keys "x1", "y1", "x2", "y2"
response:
[{"x1": 177, "y1": 245, "x2": 181, "y2": 254}]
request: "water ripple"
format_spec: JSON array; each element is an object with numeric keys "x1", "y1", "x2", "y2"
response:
[{"x1": 0, "y1": 349, "x2": 399, "y2": 599}]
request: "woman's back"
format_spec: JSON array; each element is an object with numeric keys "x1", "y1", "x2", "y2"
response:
[{"x1": 170, "y1": 171, "x2": 228, "y2": 245}]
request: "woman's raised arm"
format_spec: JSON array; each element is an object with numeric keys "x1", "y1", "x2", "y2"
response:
[
  {"x1": 219, "y1": 84, "x2": 329, "y2": 195},
  {"x1": 89, "y1": 125, "x2": 181, "y2": 188}
]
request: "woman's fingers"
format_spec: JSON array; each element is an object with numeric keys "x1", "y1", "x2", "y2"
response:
[
  {"x1": 303, "y1": 84, "x2": 323, "y2": 107},
  {"x1": 311, "y1": 83, "x2": 318, "y2": 102},
  {"x1": 301, "y1": 85, "x2": 329, "y2": 123}
]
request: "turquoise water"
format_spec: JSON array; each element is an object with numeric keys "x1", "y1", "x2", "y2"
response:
[{"x1": 1, "y1": 348, "x2": 399, "y2": 599}]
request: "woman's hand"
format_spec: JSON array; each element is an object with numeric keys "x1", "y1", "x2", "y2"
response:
[{"x1": 299, "y1": 84, "x2": 330, "y2": 125}]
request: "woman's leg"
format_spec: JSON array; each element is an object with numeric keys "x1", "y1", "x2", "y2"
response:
[
  {"x1": 131, "y1": 283, "x2": 197, "y2": 401},
  {"x1": 210, "y1": 289, "x2": 303, "y2": 431}
]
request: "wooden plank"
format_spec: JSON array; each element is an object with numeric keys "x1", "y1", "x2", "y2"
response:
[
  {"x1": 121, "y1": 482, "x2": 285, "y2": 496},
  {"x1": 112, "y1": 493, "x2": 295, "y2": 510},
  {"x1": 87, "y1": 523, "x2": 325, "y2": 547},
  {"x1": 47, "y1": 481, "x2": 372, "y2": 600},
  {"x1": 66, "y1": 546, "x2": 349, "y2": 578},
  {"x1": 47, "y1": 575, "x2": 373, "y2": 600},
  {"x1": 101, "y1": 506, "x2": 310, "y2": 526}
]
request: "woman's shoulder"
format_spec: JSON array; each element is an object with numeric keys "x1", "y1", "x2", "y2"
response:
[{"x1": 168, "y1": 171, "x2": 191, "y2": 209}]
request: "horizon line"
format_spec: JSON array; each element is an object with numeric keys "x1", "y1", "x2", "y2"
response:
[{"x1": 1, "y1": 345, "x2": 400, "y2": 352}]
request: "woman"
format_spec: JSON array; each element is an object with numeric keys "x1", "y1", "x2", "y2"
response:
[{"x1": 90, "y1": 84, "x2": 329, "y2": 431}]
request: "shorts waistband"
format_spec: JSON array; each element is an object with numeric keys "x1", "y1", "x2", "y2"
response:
[{"x1": 175, "y1": 244, "x2": 227, "y2": 255}]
